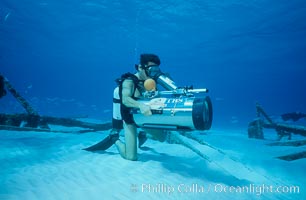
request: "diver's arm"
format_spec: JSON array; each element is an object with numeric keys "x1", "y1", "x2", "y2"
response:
[{"x1": 121, "y1": 79, "x2": 152, "y2": 116}]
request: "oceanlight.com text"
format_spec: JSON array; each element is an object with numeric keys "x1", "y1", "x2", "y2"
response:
[
  {"x1": 132, "y1": 183, "x2": 300, "y2": 196},
  {"x1": 214, "y1": 183, "x2": 300, "y2": 196}
]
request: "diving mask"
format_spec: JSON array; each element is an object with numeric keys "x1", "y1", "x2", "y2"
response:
[{"x1": 144, "y1": 65, "x2": 162, "y2": 79}]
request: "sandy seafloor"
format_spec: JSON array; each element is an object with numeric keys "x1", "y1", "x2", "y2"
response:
[{"x1": 0, "y1": 121, "x2": 305, "y2": 200}]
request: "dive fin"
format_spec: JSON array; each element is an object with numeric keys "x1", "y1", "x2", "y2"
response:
[{"x1": 83, "y1": 133, "x2": 119, "y2": 151}]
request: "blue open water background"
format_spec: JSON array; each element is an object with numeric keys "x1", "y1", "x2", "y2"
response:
[{"x1": 1, "y1": 0, "x2": 306, "y2": 129}]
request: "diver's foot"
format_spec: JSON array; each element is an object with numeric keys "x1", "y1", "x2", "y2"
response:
[{"x1": 138, "y1": 131, "x2": 147, "y2": 148}]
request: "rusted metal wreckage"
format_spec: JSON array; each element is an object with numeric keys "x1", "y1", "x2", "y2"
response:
[
  {"x1": 248, "y1": 103, "x2": 306, "y2": 161},
  {"x1": 0, "y1": 75, "x2": 111, "y2": 133}
]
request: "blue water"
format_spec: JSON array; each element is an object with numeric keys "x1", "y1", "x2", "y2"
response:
[{"x1": 1, "y1": 0, "x2": 306, "y2": 128}]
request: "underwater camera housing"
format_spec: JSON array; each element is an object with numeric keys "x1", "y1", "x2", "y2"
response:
[{"x1": 132, "y1": 87, "x2": 213, "y2": 131}]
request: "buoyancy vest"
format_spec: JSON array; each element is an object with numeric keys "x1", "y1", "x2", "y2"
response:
[{"x1": 112, "y1": 73, "x2": 144, "y2": 129}]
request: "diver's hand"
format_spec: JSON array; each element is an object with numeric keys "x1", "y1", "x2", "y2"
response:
[{"x1": 139, "y1": 104, "x2": 152, "y2": 116}]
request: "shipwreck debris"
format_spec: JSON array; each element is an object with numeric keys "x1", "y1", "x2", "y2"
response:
[
  {"x1": 248, "y1": 103, "x2": 306, "y2": 161},
  {"x1": 248, "y1": 103, "x2": 306, "y2": 140},
  {"x1": 0, "y1": 74, "x2": 111, "y2": 133}
]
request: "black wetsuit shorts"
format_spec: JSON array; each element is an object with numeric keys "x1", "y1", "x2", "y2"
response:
[{"x1": 121, "y1": 104, "x2": 135, "y2": 125}]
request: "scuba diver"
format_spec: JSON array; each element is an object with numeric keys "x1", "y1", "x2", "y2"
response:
[
  {"x1": 281, "y1": 112, "x2": 306, "y2": 122},
  {"x1": 84, "y1": 54, "x2": 177, "y2": 161},
  {"x1": 0, "y1": 75, "x2": 7, "y2": 98}
]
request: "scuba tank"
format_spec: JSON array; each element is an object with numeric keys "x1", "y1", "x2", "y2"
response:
[{"x1": 112, "y1": 86, "x2": 123, "y2": 129}]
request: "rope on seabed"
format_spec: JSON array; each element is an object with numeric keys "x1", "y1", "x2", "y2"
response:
[{"x1": 169, "y1": 131, "x2": 212, "y2": 162}]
